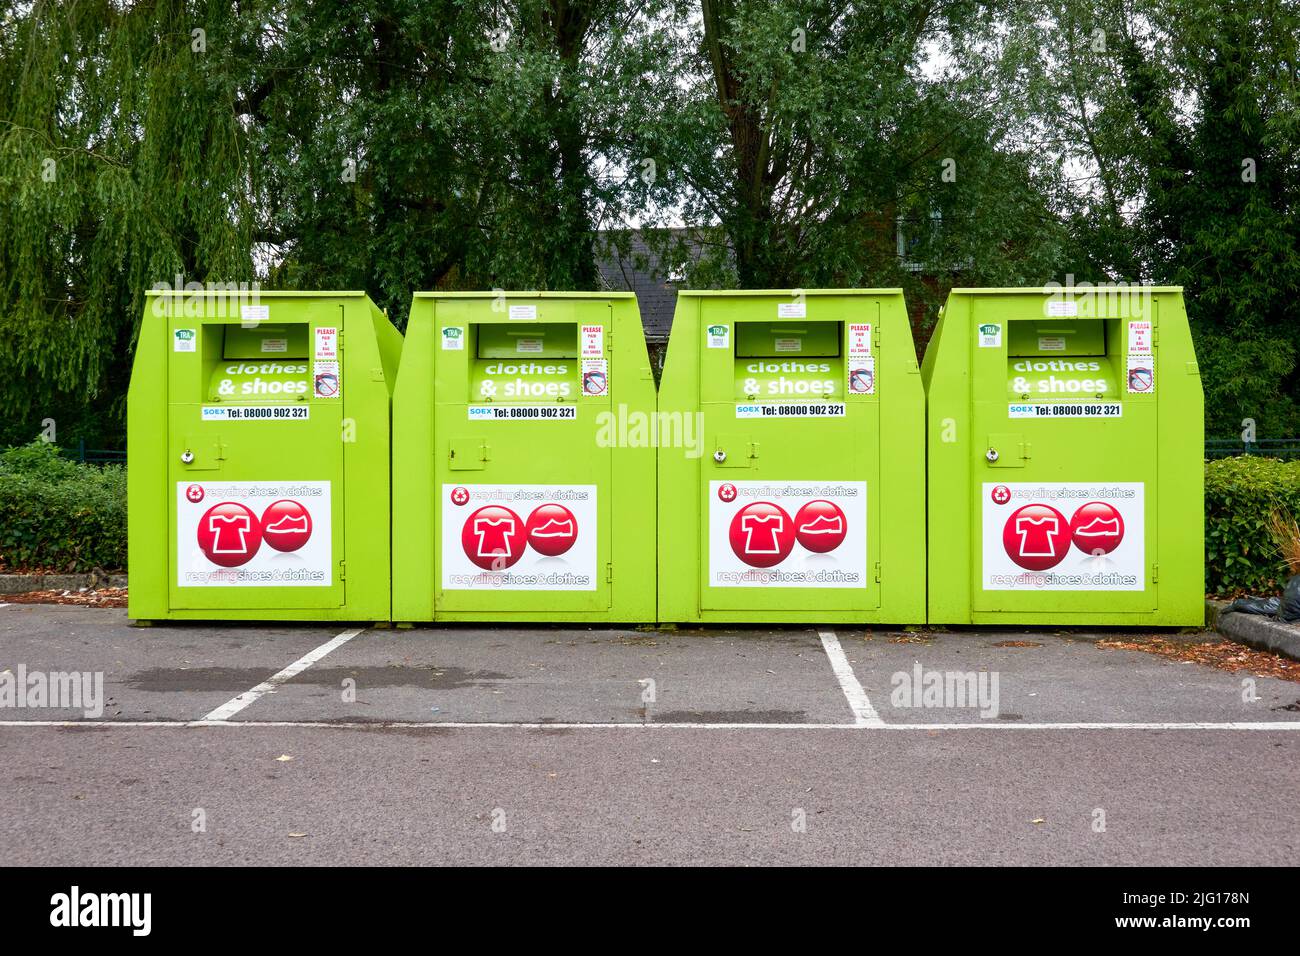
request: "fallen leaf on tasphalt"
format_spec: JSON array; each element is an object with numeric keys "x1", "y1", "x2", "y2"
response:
[{"x1": 1097, "y1": 636, "x2": 1300, "y2": 683}]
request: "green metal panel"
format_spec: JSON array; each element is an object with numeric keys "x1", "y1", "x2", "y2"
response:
[
  {"x1": 657, "y1": 290, "x2": 926, "y2": 624},
  {"x1": 392, "y1": 292, "x2": 657, "y2": 623},
  {"x1": 127, "y1": 292, "x2": 401, "y2": 622},
  {"x1": 923, "y1": 287, "x2": 1203, "y2": 625}
]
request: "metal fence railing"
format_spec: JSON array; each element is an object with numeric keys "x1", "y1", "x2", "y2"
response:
[
  {"x1": 1205, "y1": 439, "x2": 1300, "y2": 461},
  {"x1": 57, "y1": 440, "x2": 127, "y2": 465}
]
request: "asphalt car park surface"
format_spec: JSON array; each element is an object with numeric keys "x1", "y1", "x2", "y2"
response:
[{"x1": 1, "y1": 603, "x2": 1297, "y2": 865}]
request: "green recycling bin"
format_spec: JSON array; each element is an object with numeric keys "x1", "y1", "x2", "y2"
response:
[
  {"x1": 657, "y1": 290, "x2": 926, "y2": 624},
  {"x1": 127, "y1": 291, "x2": 402, "y2": 622},
  {"x1": 391, "y1": 292, "x2": 657, "y2": 623},
  {"x1": 922, "y1": 286, "x2": 1203, "y2": 625}
]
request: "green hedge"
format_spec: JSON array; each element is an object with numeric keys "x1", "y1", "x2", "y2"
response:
[
  {"x1": 1205, "y1": 456, "x2": 1300, "y2": 596},
  {"x1": 0, "y1": 441, "x2": 127, "y2": 572},
  {"x1": 0, "y1": 438, "x2": 1291, "y2": 592}
]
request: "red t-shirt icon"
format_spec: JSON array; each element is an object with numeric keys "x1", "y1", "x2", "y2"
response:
[
  {"x1": 461, "y1": 505, "x2": 526, "y2": 570},
  {"x1": 197, "y1": 502, "x2": 262, "y2": 567},
  {"x1": 728, "y1": 502, "x2": 795, "y2": 568},
  {"x1": 1001, "y1": 503, "x2": 1070, "y2": 571}
]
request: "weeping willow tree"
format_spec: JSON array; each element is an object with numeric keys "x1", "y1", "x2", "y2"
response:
[
  {"x1": 0, "y1": 0, "x2": 256, "y2": 446},
  {"x1": 0, "y1": 0, "x2": 680, "y2": 446}
]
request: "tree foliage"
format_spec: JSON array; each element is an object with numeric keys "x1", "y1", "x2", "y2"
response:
[
  {"x1": 1012, "y1": 0, "x2": 1300, "y2": 436},
  {"x1": 1, "y1": 0, "x2": 1297, "y2": 445}
]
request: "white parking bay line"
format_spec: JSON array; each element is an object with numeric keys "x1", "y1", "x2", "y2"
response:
[
  {"x1": 3, "y1": 719, "x2": 1299, "y2": 730},
  {"x1": 817, "y1": 630, "x2": 884, "y2": 727},
  {"x1": 202, "y1": 628, "x2": 365, "y2": 722}
]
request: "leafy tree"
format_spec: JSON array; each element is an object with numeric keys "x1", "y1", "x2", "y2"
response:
[
  {"x1": 252, "y1": 0, "x2": 675, "y2": 310},
  {"x1": 640, "y1": 0, "x2": 1078, "y2": 334},
  {"x1": 0, "y1": 0, "x2": 255, "y2": 447},
  {"x1": 1014, "y1": 0, "x2": 1300, "y2": 436}
]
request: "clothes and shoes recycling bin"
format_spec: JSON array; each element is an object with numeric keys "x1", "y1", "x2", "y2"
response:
[
  {"x1": 922, "y1": 286, "x2": 1203, "y2": 625},
  {"x1": 391, "y1": 292, "x2": 657, "y2": 623},
  {"x1": 127, "y1": 291, "x2": 402, "y2": 622},
  {"x1": 656, "y1": 290, "x2": 926, "y2": 624}
]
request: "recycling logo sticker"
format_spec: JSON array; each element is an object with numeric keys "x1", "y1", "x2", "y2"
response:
[
  {"x1": 982, "y1": 481, "x2": 1144, "y2": 591},
  {"x1": 442, "y1": 484, "x2": 598, "y2": 591},
  {"x1": 709, "y1": 481, "x2": 867, "y2": 588},
  {"x1": 176, "y1": 481, "x2": 332, "y2": 587}
]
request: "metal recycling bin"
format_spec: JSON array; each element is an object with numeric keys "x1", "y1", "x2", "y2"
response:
[
  {"x1": 127, "y1": 291, "x2": 402, "y2": 622},
  {"x1": 656, "y1": 290, "x2": 926, "y2": 624},
  {"x1": 391, "y1": 292, "x2": 657, "y2": 623},
  {"x1": 922, "y1": 286, "x2": 1203, "y2": 625}
]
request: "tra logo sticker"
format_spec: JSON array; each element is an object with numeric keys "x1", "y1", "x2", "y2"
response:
[
  {"x1": 978, "y1": 323, "x2": 1002, "y2": 348},
  {"x1": 441, "y1": 327, "x2": 464, "y2": 351},
  {"x1": 174, "y1": 328, "x2": 197, "y2": 352},
  {"x1": 707, "y1": 324, "x2": 730, "y2": 349}
]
